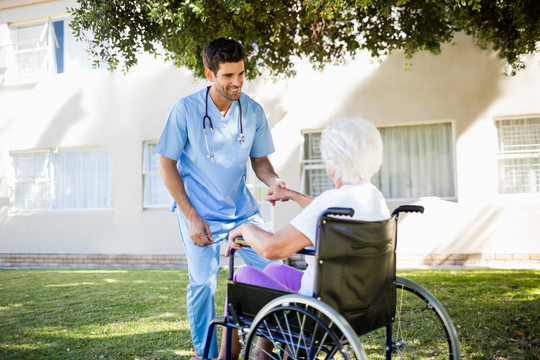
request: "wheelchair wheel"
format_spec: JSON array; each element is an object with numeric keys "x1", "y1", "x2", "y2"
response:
[
  {"x1": 360, "y1": 277, "x2": 461, "y2": 359},
  {"x1": 244, "y1": 294, "x2": 367, "y2": 360}
]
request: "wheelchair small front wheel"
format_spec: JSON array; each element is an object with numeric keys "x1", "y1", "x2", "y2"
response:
[
  {"x1": 360, "y1": 277, "x2": 461, "y2": 359},
  {"x1": 244, "y1": 294, "x2": 367, "y2": 360}
]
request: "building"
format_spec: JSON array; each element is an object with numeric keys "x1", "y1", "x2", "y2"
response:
[{"x1": 1, "y1": 0, "x2": 539, "y2": 268}]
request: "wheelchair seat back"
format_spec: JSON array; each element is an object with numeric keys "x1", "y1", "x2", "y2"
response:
[{"x1": 314, "y1": 208, "x2": 397, "y2": 336}]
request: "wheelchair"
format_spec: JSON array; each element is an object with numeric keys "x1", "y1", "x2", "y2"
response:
[{"x1": 203, "y1": 205, "x2": 461, "y2": 359}]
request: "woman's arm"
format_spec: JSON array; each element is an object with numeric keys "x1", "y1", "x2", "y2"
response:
[{"x1": 227, "y1": 223, "x2": 312, "y2": 260}]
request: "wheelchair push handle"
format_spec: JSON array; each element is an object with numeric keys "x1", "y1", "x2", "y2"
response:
[
  {"x1": 391, "y1": 205, "x2": 424, "y2": 217},
  {"x1": 321, "y1": 207, "x2": 355, "y2": 217}
]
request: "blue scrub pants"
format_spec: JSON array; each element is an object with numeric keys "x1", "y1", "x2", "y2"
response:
[{"x1": 177, "y1": 211, "x2": 278, "y2": 358}]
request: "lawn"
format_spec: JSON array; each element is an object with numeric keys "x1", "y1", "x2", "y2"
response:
[{"x1": 0, "y1": 268, "x2": 538, "y2": 359}]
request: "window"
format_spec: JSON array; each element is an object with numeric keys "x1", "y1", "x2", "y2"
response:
[
  {"x1": 301, "y1": 122, "x2": 456, "y2": 200},
  {"x1": 143, "y1": 141, "x2": 171, "y2": 209},
  {"x1": 375, "y1": 122, "x2": 456, "y2": 199},
  {"x1": 301, "y1": 131, "x2": 332, "y2": 197},
  {"x1": 10, "y1": 147, "x2": 113, "y2": 211},
  {"x1": 495, "y1": 116, "x2": 540, "y2": 194},
  {"x1": 246, "y1": 166, "x2": 274, "y2": 231},
  {"x1": 7, "y1": 19, "x2": 64, "y2": 83}
]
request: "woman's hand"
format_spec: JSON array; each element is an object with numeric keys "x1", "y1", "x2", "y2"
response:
[{"x1": 225, "y1": 225, "x2": 245, "y2": 257}]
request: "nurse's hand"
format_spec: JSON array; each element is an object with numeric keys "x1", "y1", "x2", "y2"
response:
[{"x1": 187, "y1": 212, "x2": 214, "y2": 246}]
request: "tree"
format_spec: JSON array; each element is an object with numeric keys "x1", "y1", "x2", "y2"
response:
[{"x1": 69, "y1": 0, "x2": 540, "y2": 79}]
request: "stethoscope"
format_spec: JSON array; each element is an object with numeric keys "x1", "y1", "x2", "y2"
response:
[{"x1": 203, "y1": 86, "x2": 245, "y2": 158}]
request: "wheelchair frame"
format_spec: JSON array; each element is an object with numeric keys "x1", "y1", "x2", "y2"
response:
[{"x1": 202, "y1": 205, "x2": 461, "y2": 359}]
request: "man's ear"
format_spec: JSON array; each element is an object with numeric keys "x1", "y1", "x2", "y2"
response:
[{"x1": 204, "y1": 68, "x2": 214, "y2": 82}]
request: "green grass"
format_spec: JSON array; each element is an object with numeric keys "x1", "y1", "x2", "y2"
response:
[{"x1": 0, "y1": 269, "x2": 538, "y2": 359}]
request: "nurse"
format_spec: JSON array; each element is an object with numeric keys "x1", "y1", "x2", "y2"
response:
[{"x1": 155, "y1": 38, "x2": 286, "y2": 360}]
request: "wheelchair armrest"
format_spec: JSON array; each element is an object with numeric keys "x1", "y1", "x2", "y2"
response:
[{"x1": 297, "y1": 247, "x2": 316, "y2": 256}]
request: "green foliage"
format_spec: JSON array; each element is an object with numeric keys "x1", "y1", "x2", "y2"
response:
[{"x1": 69, "y1": 0, "x2": 540, "y2": 78}]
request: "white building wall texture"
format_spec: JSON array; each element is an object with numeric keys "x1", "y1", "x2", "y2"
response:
[{"x1": 1, "y1": 0, "x2": 539, "y2": 268}]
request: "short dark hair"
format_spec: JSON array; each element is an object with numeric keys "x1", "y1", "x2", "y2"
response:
[{"x1": 203, "y1": 38, "x2": 245, "y2": 74}]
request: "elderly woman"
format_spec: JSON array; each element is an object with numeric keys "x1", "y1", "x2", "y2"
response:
[
  {"x1": 226, "y1": 118, "x2": 390, "y2": 296},
  {"x1": 218, "y1": 118, "x2": 389, "y2": 359}
]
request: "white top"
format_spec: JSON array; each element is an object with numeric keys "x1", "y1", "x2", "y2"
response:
[{"x1": 290, "y1": 183, "x2": 390, "y2": 296}]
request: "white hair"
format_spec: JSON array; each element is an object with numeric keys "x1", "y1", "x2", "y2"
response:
[{"x1": 320, "y1": 118, "x2": 383, "y2": 185}]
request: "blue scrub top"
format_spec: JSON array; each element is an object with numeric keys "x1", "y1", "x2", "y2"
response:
[{"x1": 155, "y1": 87, "x2": 275, "y2": 230}]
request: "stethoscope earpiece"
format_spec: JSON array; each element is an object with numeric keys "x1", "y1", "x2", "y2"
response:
[{"x1": 203, "y1": 86, "x2": 244, "y2": 158}]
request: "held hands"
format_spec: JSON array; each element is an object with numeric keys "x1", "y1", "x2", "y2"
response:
[
  {"x1": 266, "y1": 178, "x2": 288, "y2": 206},
  {"x1": 266, "y1": 186, "x2": 293, "y2": 206}
]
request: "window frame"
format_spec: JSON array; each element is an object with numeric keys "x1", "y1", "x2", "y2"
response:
[
  {"x1": 245, "y1": 162, "x2": 275, "y2": 231},
  {"x1": 6, "y1": 17, "x2": 65, "y2": 85},
  {"x1": 9, "y1": 146, "x2": 113, "y2": 215},
  {"x1": 494, "y1": 114, "x2": 540, "y2": 195},
  {"x1": 375, "y1": 119, "x2": 457, "y2": 202},
  {"x1": 142, "y1": 140, "x2": 170, "y2": 210},
  {"x1": 300, "y1": 129, "x2": 333, "y2": 197}
]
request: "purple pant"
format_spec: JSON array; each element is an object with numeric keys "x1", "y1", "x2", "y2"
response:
[{"x1": 234, "y1": 262, "x2": 303, "y2": 293}]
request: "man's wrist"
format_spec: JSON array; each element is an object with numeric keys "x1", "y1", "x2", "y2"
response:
[
  {"x1": 184, "y1": 207, "x2": 199, "y2": 221},
  {"x1": 274, "y1": 177, "x2": 286, "y2": 187}
]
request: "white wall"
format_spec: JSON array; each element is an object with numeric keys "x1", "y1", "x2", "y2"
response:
[
  {"x1": 1, "y1": 1, "x2": 539, "y2": 260},
  {"x1": 259, "y1": 34, "x2": 540, "y2": 258},
  {"x1": 0, "y1": 58, "x2": 207, "y2": 254}
]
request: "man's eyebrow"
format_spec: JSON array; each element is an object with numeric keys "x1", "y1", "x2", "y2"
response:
[{"x1": 223, "y1": 70, "x2": 245, "y2": 77}]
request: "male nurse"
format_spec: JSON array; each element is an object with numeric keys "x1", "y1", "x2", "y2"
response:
[{"x1": 155, "y1": 38, "x2": 286, "y2": 360}]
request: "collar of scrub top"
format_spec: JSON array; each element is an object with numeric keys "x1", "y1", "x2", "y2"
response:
[{"x1": 203, "y1": 85, "x2": 245, "y2": 158}]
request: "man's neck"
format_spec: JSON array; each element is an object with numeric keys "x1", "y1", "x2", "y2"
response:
[{"x1": 209, "y1": 86, "x2": 233, "y2": 116}]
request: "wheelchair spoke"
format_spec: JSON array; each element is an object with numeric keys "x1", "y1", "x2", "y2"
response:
[
  {"x1": 260, "y1": 318, "x2": 281, "y2": 359},
  {"x1": 294, "y1": 307, "x2": 308, "y2": 357}
]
